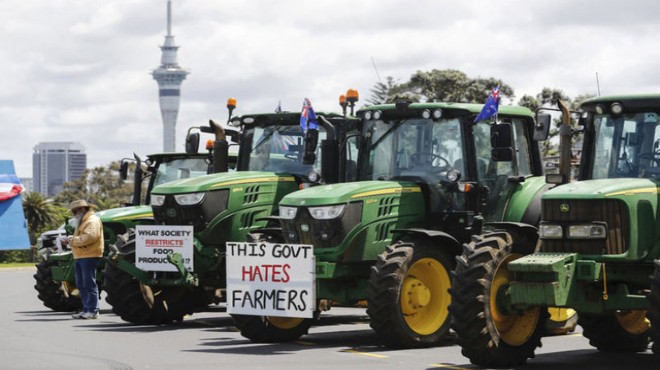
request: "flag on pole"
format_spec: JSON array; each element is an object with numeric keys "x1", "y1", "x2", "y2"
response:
[
  {"x1": 474, "y1": 86, "x2": 500, "y2": 123},
  {"x1": 300, "y1": 98, "x2": 319, "y2": 132}
]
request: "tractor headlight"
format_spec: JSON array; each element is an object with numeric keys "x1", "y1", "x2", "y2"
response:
[
  {"x1": 567, "y1": 223, "x2": 607, "y2": 239},
  {"x1": 279, "y1": 205, "x2": 298, "y2": 220},
  {"x1": 309, "y1": 204, "x2": 345, "y2": 220},
  {"x1": 539, "y1": 223, "x2": 563, "y2": 239},
  {"x1": 174, "y1": 192, "x2": 205, "y2": 205},
  {"x1": 151, "y1": 194, "x2": 166, "y2": 206}
]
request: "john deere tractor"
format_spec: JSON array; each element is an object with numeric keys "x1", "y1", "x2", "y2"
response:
[
  {"x1": 32, "y1": 110, "x2": 238, "y2": 313},
  {"x1": 450, "y1": 93, "x2": 660, "y2": 367},
  {"x1": 229, "y1": 101, "x2": 564, "y2": 347},
  {"x1": 102, "y1": 109, "x2": 360, "y2": 324}
]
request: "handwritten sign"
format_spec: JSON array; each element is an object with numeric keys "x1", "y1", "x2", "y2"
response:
[
  {"x1": 226, "y1": 241, "x2": 315, "y2": 318},
  {"x1": 135, "y1": 225, "x2": 194, "y2": 272}
]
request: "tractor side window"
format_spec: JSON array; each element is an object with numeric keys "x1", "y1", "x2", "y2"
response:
[
  {"x1": 345, "y1": 136, "x2": 359, "y2": 181},
  {"x1": 512, "y1": 119, "x2": 532, "y2": 176}
]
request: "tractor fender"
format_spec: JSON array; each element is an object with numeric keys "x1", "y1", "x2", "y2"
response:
[
  {"x1": 484, "y1": 221, "x2": 539, "y2": 255},
  {"x1": 392, "y1": 228, "x2": 462, "y2": 256}
]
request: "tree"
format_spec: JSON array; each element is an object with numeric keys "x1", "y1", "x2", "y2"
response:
[
  {"x1": 22, "y1": 192, "x2": 60, "y2": 245},
  {"x1": 54, "y1": 161, "x2": 133, "y2": 211},
  {"x1": 396, "y1": 69, "x2": 514, "y2": 103}
]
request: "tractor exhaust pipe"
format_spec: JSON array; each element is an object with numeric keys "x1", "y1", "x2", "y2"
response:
[{"x1": 557, "y1": 99, "x2": 572, "y2": 184}]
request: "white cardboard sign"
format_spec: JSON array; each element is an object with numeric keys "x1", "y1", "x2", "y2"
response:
[
  {"x1": 226, "y1": 241, "x2": 315, "y2": 318},
  {"x1": 135, "y1": 225, "x2": 194, "y2": 272}
]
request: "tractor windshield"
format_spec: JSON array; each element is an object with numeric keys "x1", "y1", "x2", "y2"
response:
[
  {"x1": 590, "y1": 111, "x2": 660, "y2": 179},
  {"x1": 362, "y1": 117, "x2": 465, "y2": 181},
  {"x1": 246, "y1": 125, "x2": 327, "y2": 177},
  {"x1": 153, "y1": 157, "x2": 211, "y2": 187}
]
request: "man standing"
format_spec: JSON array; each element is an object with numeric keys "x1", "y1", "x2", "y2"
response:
[{"x1": 63, "y1": 199, "x2": 104, "y2": 319}]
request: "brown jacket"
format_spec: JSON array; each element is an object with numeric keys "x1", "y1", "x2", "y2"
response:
[{"x1": 71, "y1": 211, "x2": 104, "y2": 259}]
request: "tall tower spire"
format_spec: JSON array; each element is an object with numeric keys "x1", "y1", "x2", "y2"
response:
[{"x1": 152, "y1": 0, "x2": 189, "y2": 152}]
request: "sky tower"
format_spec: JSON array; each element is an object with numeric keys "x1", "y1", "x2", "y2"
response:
[{"x1": 152, "y1": 0, "x2": 189, "y2": 152}]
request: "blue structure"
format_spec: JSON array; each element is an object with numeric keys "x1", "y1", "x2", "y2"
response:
[{"x1": 0, "y1": 160, "x2": 30, "y2": 250}]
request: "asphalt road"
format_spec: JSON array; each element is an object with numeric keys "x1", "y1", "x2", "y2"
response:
[{"x1": 1, "y1": 267, "x2": 657, "y2": 370}]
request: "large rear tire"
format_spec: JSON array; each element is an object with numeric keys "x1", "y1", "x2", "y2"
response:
[
  {"x1": 33, "y1": 259, "x2": 81, "y2": 312},
  {"x1": 579, "y1": 311, "x2": 649, "y2": 352},
  {"x1": 649, "y1": 260, "x2": 660, "y2": 355},
  {"x1": 367, "y1": 241, "x2": 454, "y2": 348},
  {"x1": 232, "y1": 314, "x2": 316, "y2": 342},
  {"x1": 103, "y1": 238, "x2": 202, "y2": 325},
  {"x1": 449, "y1": 232, "x2": 547, "y2": 367}
]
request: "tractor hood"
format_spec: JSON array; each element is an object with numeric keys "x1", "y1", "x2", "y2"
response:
[
  {"x1": 151, "y1": 171, "x2": 296, "y2": 195},
  {"x1": 280, "y1": 180, "x2": 421, "y2": 207},
  {"x1": 96, "y1": 205, "x2": 153, "y2": 223},
  {"x1": 543, "y1": 178, "x2": 659, "y2": 200}
]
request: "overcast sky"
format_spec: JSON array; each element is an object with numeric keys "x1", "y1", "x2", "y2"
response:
[{"x1": 3, "y1": 0, "x2": 660, "y2": 178}]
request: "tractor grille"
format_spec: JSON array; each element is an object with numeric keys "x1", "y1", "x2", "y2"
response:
[
  {"x1": 152, "y1": 190, "x2": 229, "y2": 232},
  {"x1": 281, "y1": 202, "x2": 363, "y2": 248},
  {"x1": 540, "y1": 199, "x2": 629, "y2": 255}
]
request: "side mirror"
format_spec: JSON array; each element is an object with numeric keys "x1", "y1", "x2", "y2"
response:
[
  {"x1": 491, "y1": 122, "x2": 513, "y2": 148},
  {"x1": 302, "y1": 129, "x2": 319, "y2": 165},
  {"x1": 491, "y1": 123, "x2": 513, "y2": 162},
  {"x1": 534, "y1": 114, "x2": 552, "y2": 141},
  {"x1": 119, "y1": 161, "x2": 129, "y2": 181},
  {"x1": 185, "y1": 132, "x2": 200, "y2": 154}
]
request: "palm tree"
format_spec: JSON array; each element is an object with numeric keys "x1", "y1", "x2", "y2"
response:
[{"x1": 22, "y1": 192, "x2": 58, "y2": 245}]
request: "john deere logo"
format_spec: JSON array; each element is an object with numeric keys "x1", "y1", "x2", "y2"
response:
[{"x1": 560, "y1": 203, "x2": 570, "y2": 213}]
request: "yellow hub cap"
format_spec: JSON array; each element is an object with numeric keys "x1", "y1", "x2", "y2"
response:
[
  {"x1": 267, "y1": 316, "x2": 305, "y2": 330},
  {"x1": 547, "y1": 307, "x2": 576, "y2": 323},
  {"x1": 490, "y1": 254, "x2": 540, "y2": 346},
  {"x1": 400, "y1": 257, "x2": 450, "y2": 335},
  {"x1": 615, "y1": 310, "x2": 650, "y2": 335},
  {"x1": 63, "y1": 282, "x2": 80, "y2": 297}
]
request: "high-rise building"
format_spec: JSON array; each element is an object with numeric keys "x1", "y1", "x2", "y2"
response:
[
  {"x1": 152, "y1": 0, "x2": 189, "y2": 153},
  {"x1": 32, "y1": 142, "x2": 87, "y2": 197}
]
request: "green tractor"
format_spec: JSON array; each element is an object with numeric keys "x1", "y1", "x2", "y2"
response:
[
  {"x1": 229, "y1": 101, "x2": 566, "y2": 347},
  {"x1": 450, "y1": 93, "x2": 660, "y2": 367},
  {"x1": 33, "y1": 126, "x2": 234, "y2": 312},
  {"x1": 102, "y1": 108, "x2": 360, "y2": 325}
]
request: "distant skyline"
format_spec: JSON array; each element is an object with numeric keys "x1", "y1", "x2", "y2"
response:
[{"x1": 3, "y1": 0, "x2": 660, "y2": 178}]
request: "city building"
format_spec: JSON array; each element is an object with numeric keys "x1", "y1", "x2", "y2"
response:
[
  {"x1": 152, "y1": 0, "x2": 189, "y2": 152},
  {"x1": 32, "y1": 142, "x2": 86, "y2": 197}
]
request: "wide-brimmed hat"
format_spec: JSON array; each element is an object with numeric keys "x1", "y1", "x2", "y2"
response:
[{"x1": 69, "y1": 199, "x2": 90, "y2": 213}]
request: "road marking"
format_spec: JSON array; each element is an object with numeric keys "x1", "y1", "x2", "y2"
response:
[
  {"x1": 294, "y1": 340, "x2": 316, "y2": 346},
  {"x1": 340, "y1": 349, "x2": 389, "y2": 358},
  {"x1": 429, "y1": 364, "x2": 475, "y2": 369}
]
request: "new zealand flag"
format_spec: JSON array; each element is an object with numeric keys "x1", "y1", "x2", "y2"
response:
[
  {"x1": 474, "y1": 86, "x2": 500, "y2": 123},
  {"x1": 300, "y1": 98, "x2": 319, "y2": 132}
]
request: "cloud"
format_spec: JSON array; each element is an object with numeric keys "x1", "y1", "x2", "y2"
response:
[{"x1": 3, "y1": 0, "x2": 660, "y2": 179}]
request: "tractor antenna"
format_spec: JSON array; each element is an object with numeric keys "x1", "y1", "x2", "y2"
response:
[
  {"x1": 595, "y1": 72, "x2": 601, "y2": 96},
  {"x1": 371, "y1": 57, "x2": 383, "y2": 84}
]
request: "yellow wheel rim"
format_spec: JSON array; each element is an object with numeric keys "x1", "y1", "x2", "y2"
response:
[
  {"x1": 615, "y1": 310, "x2": 650, "y2": 335},
  {"x1": 547, "y1": 307, "x2": 576, "y2": 323},
  {"x1": 400, "y1": 257, "x2": 451, "y2": 335},
  {"x1": 267, "y1": 316, "x2": 305, "y2": 330},
  {"x1": 490, "y1": 254, "x2": 540, "y2": 346},
  {"x1": 63, "y1": 281, "x2": 80, "y2": 297}
]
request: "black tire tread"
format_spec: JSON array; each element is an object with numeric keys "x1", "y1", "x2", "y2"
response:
[
  {"x1": 367, "y1": 241, "x2": 455, "y2": 348},
  {"x1": 33, "y1": 259, "x2": 81, "y2": 312},
  {"x1": 449, "y1": 232, "x2": 546, "y2": 368}
]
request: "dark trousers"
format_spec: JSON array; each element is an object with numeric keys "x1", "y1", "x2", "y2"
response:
[{"x1": 74, "y1": 257, "x2": 101, "y2": 313}]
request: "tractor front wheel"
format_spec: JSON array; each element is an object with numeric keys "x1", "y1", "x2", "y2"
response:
[
  {"x1": 232, "y1": 314, "x2": 316, "y2": 342},
  {"x1": 33, "y1": 259, "x2": 81, "y2": 312},
  {"x1": 367, "y1": 241, "x2": 454, "y2": 348},
  {"x1": 449, "y1": 232, "x2": 547, "y2": 367},
  {"x1": 579, "y1": 311, "x2": 650, "y2": 352},
  {"x1": 103, "y1": 239, "x2": 202, "y2": 325}
]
